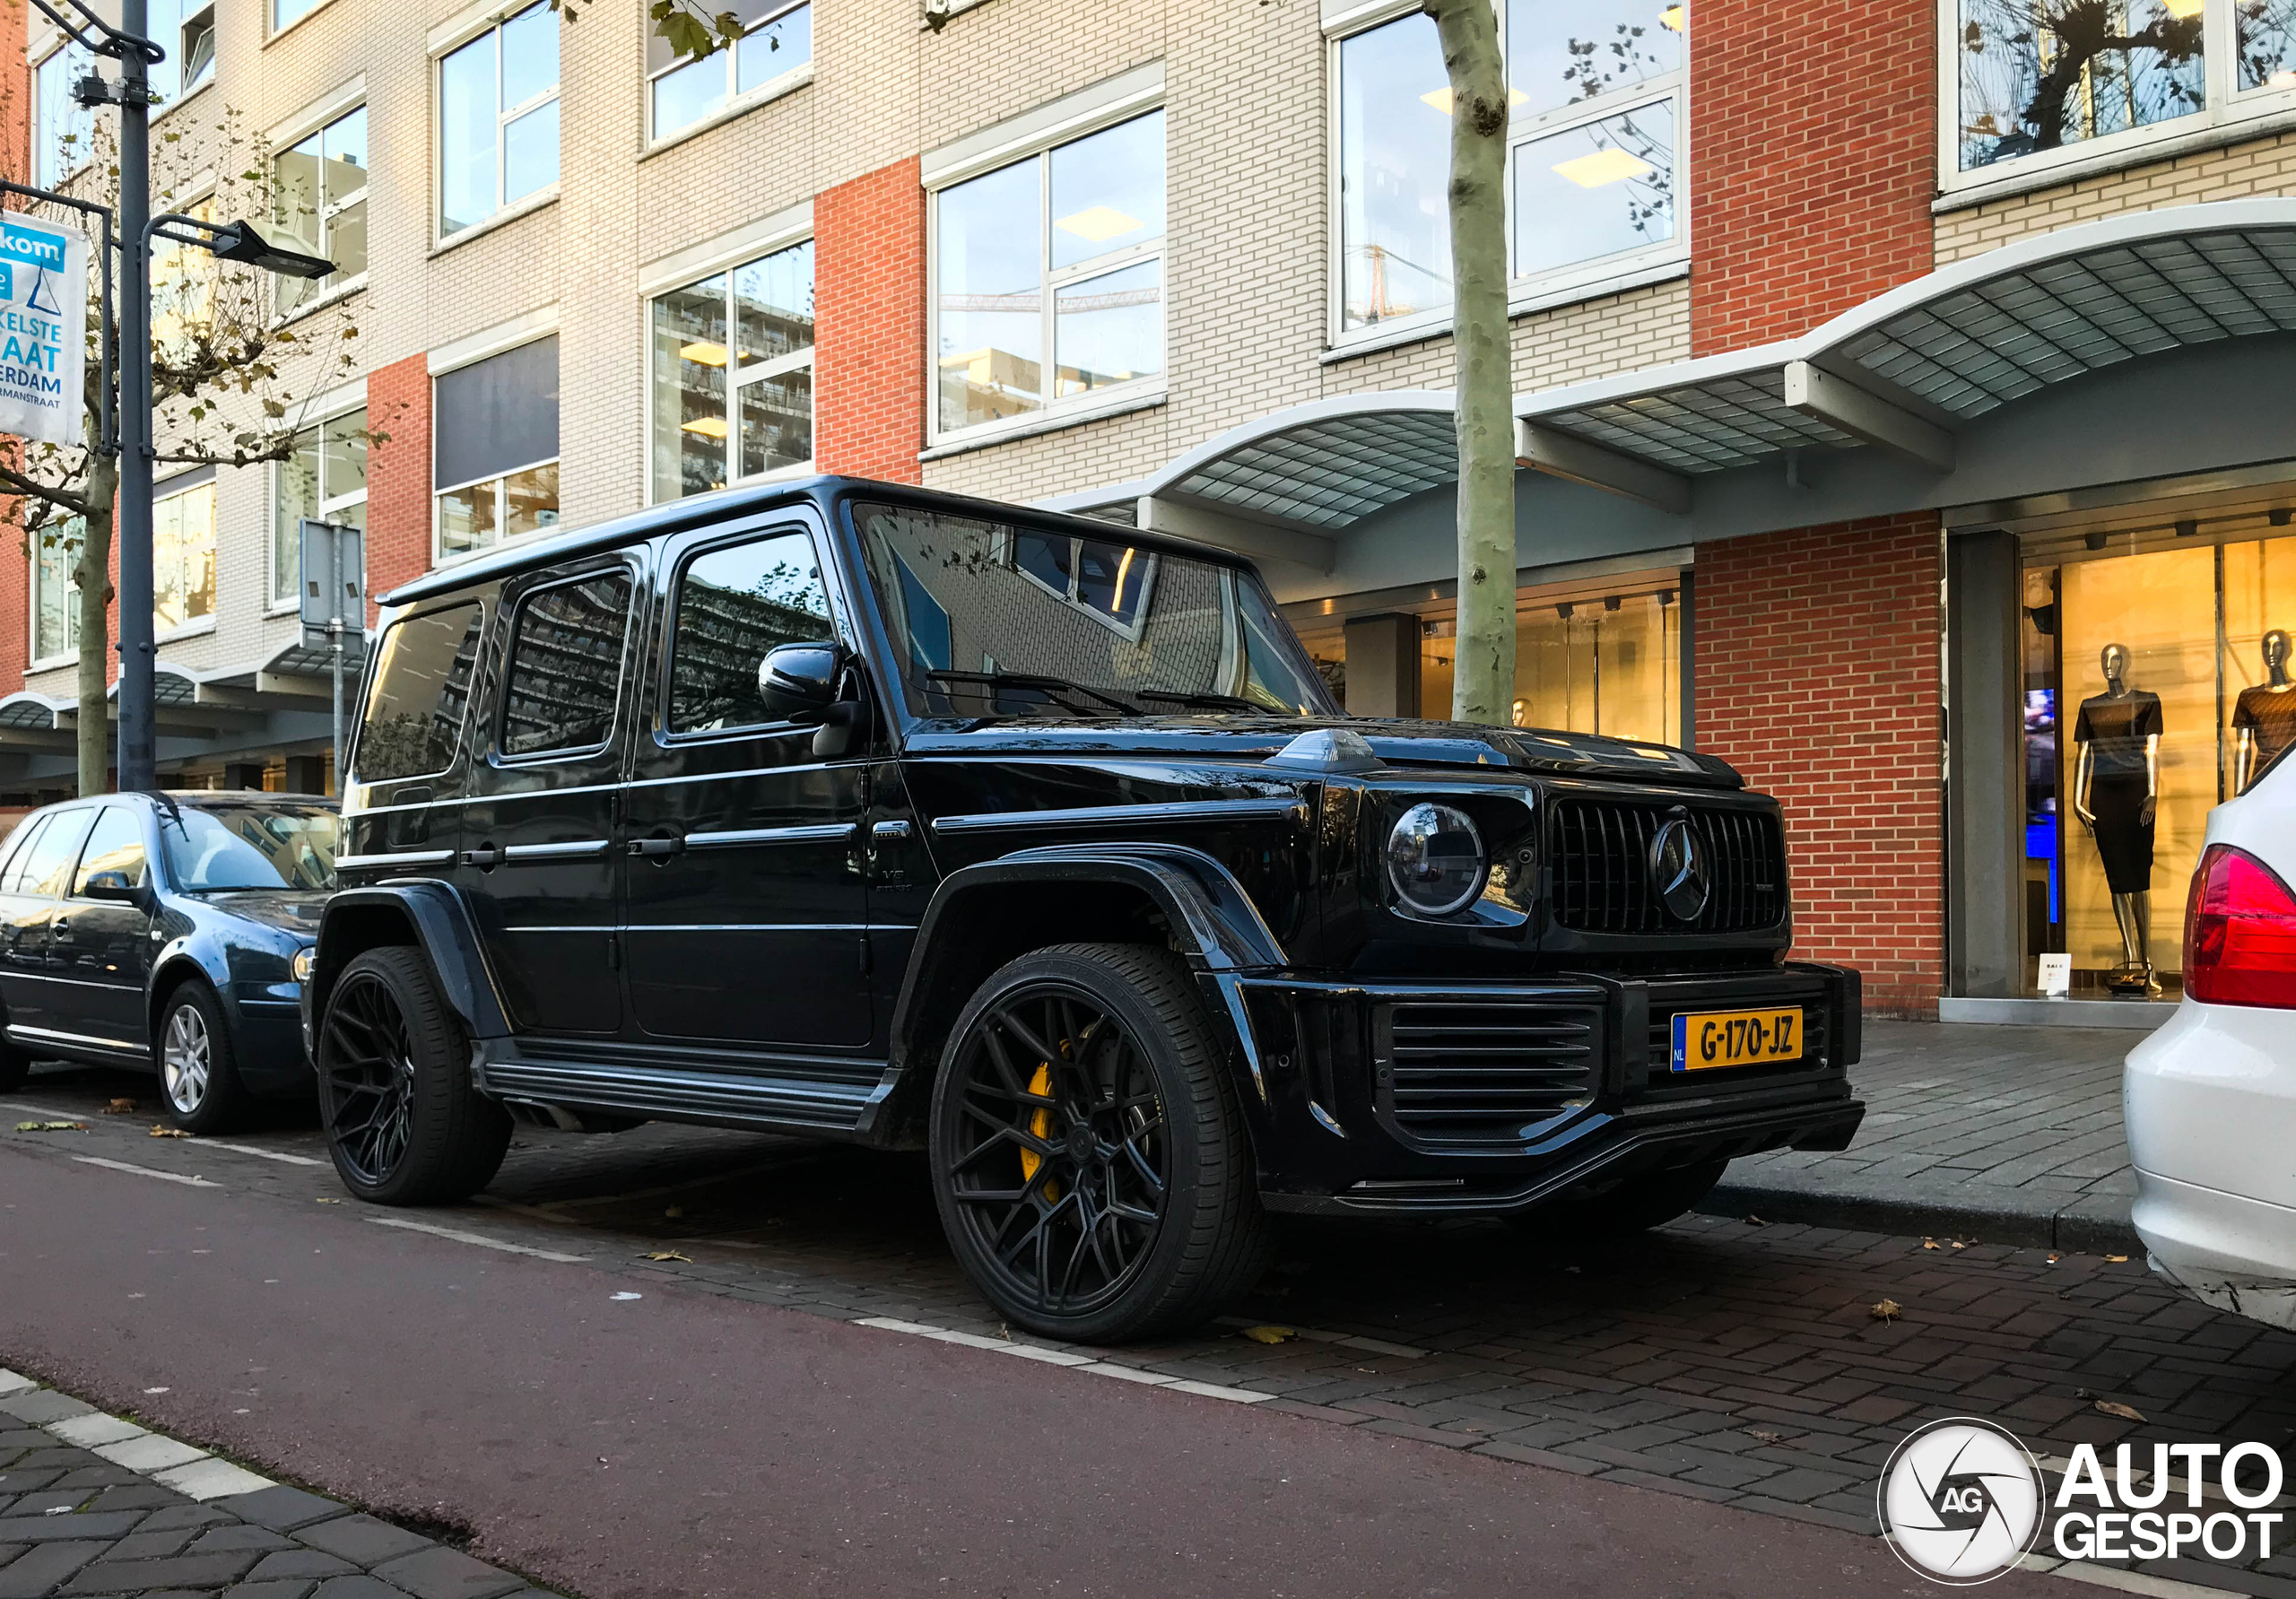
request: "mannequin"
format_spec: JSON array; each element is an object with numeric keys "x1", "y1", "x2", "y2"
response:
[
  {"x1": 2234, "y1": 629, "x2": 2295, "y2": 794},
  {"x1": 2073, "y1": 642, "x2": 2162, "y2": 997}
]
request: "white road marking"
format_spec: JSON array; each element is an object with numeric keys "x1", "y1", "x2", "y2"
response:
[
  {"x1": 201, "y1": 1141, "x2": 327, "y2": 1168},
  {"x1": 2050, "y1": 1560, "x2": 2253, "y2": 1596},
  {"x1": 856, "y1": 1317, "x2": 1273, "y2": 1402},
  {"x1": 72, "y1": 1156, "x2": 220, "y2": 1187},
  {"x1": 364, "y1": 1215, "x2": 588, "y2": 1263}
]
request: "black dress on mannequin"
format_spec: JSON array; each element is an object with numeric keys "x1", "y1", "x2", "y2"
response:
[{"x1": 2074, "y1": 691, "x2": 2162, "y2": 893}]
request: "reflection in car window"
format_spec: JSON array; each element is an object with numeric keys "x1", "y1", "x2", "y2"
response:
[
  {"x1": 0, "y1": 815, "x2": 50, "y2": 893},
  {"x1": 74, "y1": 808, "x2": 148, "y2": 895},
  {"x1": 501, "y1": 571, "x2": 632, "y2": 757},
  {"x1": 668, "y1": 531, "x2": 832, "y2": 733},
  {"x1": 159, "y1": 804, "x2": 339, "y2": 891},
  {"x1": 857, "y1": 502, "x2": 1336, "y2": 721},
  {"x1": 353, "y1": 602, "x2": 486, "y2": 784},
  {"x1": 18, "y1": 810, "x2": 94, "y2": 898}
]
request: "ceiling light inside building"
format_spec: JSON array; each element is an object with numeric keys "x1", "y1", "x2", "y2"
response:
[
  {"x1": 1551, "y1": 147, "x2": 1655, "y2": 187},
  {"x1": 682, "y1": 416, "x2": 730, "y2": 438},
  {"x1": 1420, "y1": 85, "x2": 1531, "y2": 116},
  {"x1": 679, "y1": 342, "x2": 729, "y2": 366},
  {"x1": 2160, "y1": 0, "x2": 2202, "y2": 15},
  {"x1": 1660, "y1": 4, "x2": 1684, "y2": 30},
  {"x1": 1054, "y1": 205, "x2": 1144, "y2": 243},
  {"x1": 2274, "y1": 69, "x2": 2296, "y2": 87}
]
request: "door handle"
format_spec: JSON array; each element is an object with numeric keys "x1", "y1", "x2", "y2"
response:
[
  {"x1": 461, "y1": 845, "x2": 503, "y2": 869},
  {"x1": 628, "y1": 836, "x2": 685, "y2": 859}
]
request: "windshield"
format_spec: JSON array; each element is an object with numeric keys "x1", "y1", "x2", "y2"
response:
[
  {"x1": 159, "y1": 804, "x2": 339, "y2": 891},
  {"x1": 856, "y1": 502, "x2": 1337, "y2": 720}
]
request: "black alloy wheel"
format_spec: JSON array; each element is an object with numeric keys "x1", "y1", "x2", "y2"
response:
[
  {"x1": 317, "y1": 947, "x2": 509, "y2": 1204},
  {"x1": 931, "y1": 943, "x2": 1269, "y2": 1343}
]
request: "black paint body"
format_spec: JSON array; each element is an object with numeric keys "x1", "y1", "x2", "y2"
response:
[{"x1": 309, "y1": 479, "x2": 1863, "y2": 1216}]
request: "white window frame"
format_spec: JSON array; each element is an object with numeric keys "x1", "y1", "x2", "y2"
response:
[
  {"x1": 34, "y1": 41, "x2": 96, "y2": 189},
  {"x1": 643, "y1": 238, "x2": 817, "y2": 506},
  {"x1": 923, "y1": 79, "x2": 1169, "y2": 452},
  {"x1": 270, "y1": 405, "x2": 370, "y2": 613},
  {"x1": 273, "y1": 106, "x2": 369, "y2": 317},
  {"x1": 429, "y1": 331, "x2": 561, "y2": 566},
  {"x1": 1937, "y1": 0, "x2": 2296, "y2": 199},
  {"x1": 435, "y1": 3, "x2": 560, "y2": 241},
  {"x1": 645, "y1": 0, "x2": 813, "y2": 147},
  {"x1": 1323, "y1": 0, "x2": 1691, "y2": 355},
  {"x1": 29, "y1": 516, "x2": 83, "y2": 669}
]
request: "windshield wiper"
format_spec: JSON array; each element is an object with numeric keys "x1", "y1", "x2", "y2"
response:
[
  {"x1": 921, "y1": 670, "x2": 1143, "y2": 718},
  {"x1": 1132, "y1": 689, "x2": 1267, "y2": 714}
]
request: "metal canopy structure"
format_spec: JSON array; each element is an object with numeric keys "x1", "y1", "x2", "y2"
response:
[{"x1": 1044, "y1": 199, "x2": 2296, "y2": 536}]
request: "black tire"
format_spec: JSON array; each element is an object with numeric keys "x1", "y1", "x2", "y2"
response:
[
  {"x1": 929, "y1": 942, "x2": 1271, "y2": 1343},
  {"x1": 154, "y1": 981, "x2": 253, "y2": 1134},
  {"x1": 316, "y1": 947, "x2": 510, "y2": 1204},
  {"x1": 1515, "y1": 1157, "x2": 1730, "y2": 1241},
  {"x1": 0, "y1": 1035, "x2": 29, "y2": 1093}
]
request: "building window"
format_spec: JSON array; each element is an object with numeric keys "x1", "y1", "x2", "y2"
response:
[
  {"x1": 31, "y1": 517, "x2": 82, "y2": 663},
  {"x1": 651, "y1": 239, "x2": 813, "y2": 500},
  {"x1": 153, "y1": 479, "x2": 217, "y2": 635},
  {"x1": 274, "y1": 108, "x2": 367, "y2": 315},
  {"x1": 933, "y1": 109, "x2": 1166, "y2": 440},
  {"x1": 648, "y1": 0, "x2": 811, "y2": 142},
  {"x1": 1334, "y1": 0, "x2": 1683, "y2": 337},
  {"x1": 152, "y1": 196, "x2": 218, "y2": 362},
  {"x1": 439, "y1": 4, "x2": 559, "y2": 238},
  {"x1": 435, "y1": 336, "x2": 559, "y2": 560},
  {"x1": 152, "y1": 0, "x2": 215, "y2": 100},
  {"x1": 274, "y1": 409, "x2": 369, "y2": 607},
  {"x1": 36, "y1": 45, "x2": 94, "y2": 188},
  {"x1": 1956, "y1": 0, "x2": 2209, "y2": 174},
  {"x1": 273, "y1": 0, "x2": 326, "y2": 31}
]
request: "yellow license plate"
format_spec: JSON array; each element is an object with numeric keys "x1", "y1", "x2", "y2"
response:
[{"x1": 1669, "y1": 1008, "x2": 1804, "y2": 1073}]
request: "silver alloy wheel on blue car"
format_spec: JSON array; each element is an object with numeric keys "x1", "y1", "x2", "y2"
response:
[{"x1": 161, "y1": 1003, "x2": 212, "y2": 1116}]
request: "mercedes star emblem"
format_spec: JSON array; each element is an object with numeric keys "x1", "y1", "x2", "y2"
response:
[{"x1": 1648, "y1": 817, "x2": 1711, "y2": 922}]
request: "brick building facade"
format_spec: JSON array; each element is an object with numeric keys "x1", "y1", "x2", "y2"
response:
[{"x1": 12, "y1": 0, "x2": 2296, "y2": 1023}]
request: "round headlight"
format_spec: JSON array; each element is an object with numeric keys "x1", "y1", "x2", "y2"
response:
[
  {"x1": 291, "y1": 947, "x2": 316, "y2": 984},
  {"x1": 1386, "y1": 802, "x2": 1488, "y2": 917}
]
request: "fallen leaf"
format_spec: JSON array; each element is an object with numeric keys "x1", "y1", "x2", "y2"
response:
[
  {"x1": 641, "y1": 1250, "x2": 692, "y2": 1263},
  {"x1": 2048, "y1": 1254, "x2": 2061, "y2": 1264},
  {"x1": 315, "y1": 1197, "x2": 343, "y2": 1204},
  {"x1": 15, "y1": 1120, "x2": 83, "y2": 1132},
  {"x1": 664, "y1": 1205, "x2": 684, "y2": 1220},
  {"x1": 148, "y1": 1125, "x2": 190, "y2": 1139},
  {"x1": 1744, "y1": 1214, "x2": 1769, "y2": 1227},
  {"x1": 2106, "y1": 1255, "x2": 2129, "y2": 1264},
  {"x1": 1240, "y1": 1325, "x2": 1297, "y2": 1345},
  {"x1": 1746, "y1": 1428, "x2": 1787, "y2": 1445},
  {"x1": 102, "y1": 1098, "x2": 136, "y2": 1115},
  {"x1": 2095, "y1": 1399, "x2": 2146, "y2": 1422},
  {"x1": 1870, "y1": 1299, "x2": 1902, "y2": 1323},
  {"x1": 1950, "y1": 1240, "x2": 1966, "y2": 1250},
  {"x1": 1922, "y1": 1238, "x2": 1941, "y2": 1249}
]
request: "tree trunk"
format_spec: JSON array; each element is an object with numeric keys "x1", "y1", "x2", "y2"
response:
[
  {"x1": 73, "y1": 452, "x2": 117, "y2": 796},
  {"x1": 1428, "y1": 0, "x2": 1516, "y2": 727}
]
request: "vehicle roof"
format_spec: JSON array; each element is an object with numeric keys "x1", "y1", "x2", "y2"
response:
[{"x1": 378, "y1": 475, "x2": 1257, "y2": 609}]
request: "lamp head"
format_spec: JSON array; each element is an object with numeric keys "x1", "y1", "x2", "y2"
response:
[{"x1": 209, "y1": 218, "x2": 334, "y2": 279}]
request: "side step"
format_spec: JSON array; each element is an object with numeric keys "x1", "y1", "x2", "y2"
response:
[{"x1": 474, "y1": 1045, "x2": 891, "y2": 1138}]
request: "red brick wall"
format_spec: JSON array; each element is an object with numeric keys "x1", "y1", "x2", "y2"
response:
[
  {"x1": 1695, "y1": 513, "x2": 1944, "y2": 1016},
  {"x1": 814, "y1": 158, "x2": 924, "y2": 485},
  {"x1": 363, "y1": 353, "x2": 431, "y2": 621},
  {"x1": 1688, "y1": 0, "x2": 1935, "y2": 353}
]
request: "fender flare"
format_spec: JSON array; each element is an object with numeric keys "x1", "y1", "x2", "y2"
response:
[
  {"x1": 310, "y1": 882, "x2": 513, "y2": 1042},
  {"x1": 885, "y1": 841, "x2": 1286, "y2": 1078}
]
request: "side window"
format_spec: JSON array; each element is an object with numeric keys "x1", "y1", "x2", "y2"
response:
[
  {"x1": 352, "y1": 602, "x2": 487, "y2": 786},
  {"x1": 20, "y1": 810, "x2": 94, "y2": 899},
  {"x1": 74, "y1": 809, "x2": 148, "y2": 895},
  {"x1": 500, "y1": 569, "x2": 634, "y2": 758},
  {"x1": 0, "y1": 816, "x2": 51, "y2": 892},
  {"x1": 667, "y1": 531, "x2": 832, "y2": 734}
]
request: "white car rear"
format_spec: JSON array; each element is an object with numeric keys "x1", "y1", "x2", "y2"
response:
[{"x1": 2126, "y1": 752, "x2": 2296, "y2": 1327}]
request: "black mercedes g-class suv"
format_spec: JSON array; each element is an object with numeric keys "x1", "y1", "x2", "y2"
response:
[{"x1": 306, "y1": 476, "x2": 1862, "y2": 1341}]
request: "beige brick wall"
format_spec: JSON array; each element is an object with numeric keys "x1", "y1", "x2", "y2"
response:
[{"x1": 1937, "y1": 131, "x2": 2296, "y2": 265}]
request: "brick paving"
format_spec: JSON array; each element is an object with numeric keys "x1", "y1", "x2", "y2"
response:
[
  {"x1": 6, "y1": 1034, "x2": 2291, "y2": 1595},
  {"x1": 0, "y1": 1377, "x2": 550, "y2": 1599}
]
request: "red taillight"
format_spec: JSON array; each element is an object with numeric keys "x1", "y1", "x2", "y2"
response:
[{"x1": 2184, "y1": 845, "x2": 2296, "y2": 1008}]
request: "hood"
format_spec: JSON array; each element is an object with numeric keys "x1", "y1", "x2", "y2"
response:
[
  {"x1": 901, "y1": 715, "x2": 1743, "y2": 789},
  {"x1": 199, "y1": 889, "x2": 330, "y2": 938}
]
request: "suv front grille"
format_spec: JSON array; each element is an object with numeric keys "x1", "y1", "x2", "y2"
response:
[
  {"x1": 1376, "y1": 1002, "x2": 1600, "y2": 1144},
  {"x1": 1548, "y1": 799, "x2": 1787, "y2": 935}
]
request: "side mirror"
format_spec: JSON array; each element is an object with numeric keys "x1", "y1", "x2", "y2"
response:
[
  {"x1": 758, "y1": 642, "x2": 844, "y2": 726},
  {"x1": 82, "y1": 871, "x2": 144, "y2": 903}
]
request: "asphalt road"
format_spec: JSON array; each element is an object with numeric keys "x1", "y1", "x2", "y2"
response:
[{"x1": 0, "y1": 1112, "x2": 2046, "y2": 1599}]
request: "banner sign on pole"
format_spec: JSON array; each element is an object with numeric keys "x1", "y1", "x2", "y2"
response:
[{"x1": 0, "y1": 212, "x2": 87, "y2": 448}]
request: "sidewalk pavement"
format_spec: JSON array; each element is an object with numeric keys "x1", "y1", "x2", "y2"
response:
[
  {"x1": 1702, "y1": 1020, "x2": 2140, "y2": 1254},
  {"x1": 0, "y1": 1370, "x2": 551, "y2": 1599}
]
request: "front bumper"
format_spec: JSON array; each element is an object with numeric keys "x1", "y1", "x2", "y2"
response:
[{"x1": 1215, "y1": 962, "x2": 1863, "y2": 1216}]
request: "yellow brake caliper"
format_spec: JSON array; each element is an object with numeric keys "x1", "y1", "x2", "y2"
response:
[{"x1": 1019, "y1": 1060, "x2": 1060, "y2": 1201}]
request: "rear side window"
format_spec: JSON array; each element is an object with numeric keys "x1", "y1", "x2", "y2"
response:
[
  {"x1": 17, "y1": 809, "x2": 93, "y2": 898},
  {"x1": 353, "y1": 602, "x2": 486, "y2": 785},
  {"x1": 0, "y1": 815, "x2": 49, "y2": 892},
  {"x1": 667, "y1": 531, "x2": 832, "y2": 734},
  {"x1": 500, "y1": 570, "x2": 633, "y2": 758},
  {"x1": 74, "y1": 808, "x2": 147, "y2": 894}
]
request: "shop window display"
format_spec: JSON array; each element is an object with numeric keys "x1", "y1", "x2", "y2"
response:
[
  {"x1": 2021, "y1": 528, "x2": 2296, "y2": 999},
  {"x1": 1420, "y1": 587, "x2": 1682, "y2": 743}
]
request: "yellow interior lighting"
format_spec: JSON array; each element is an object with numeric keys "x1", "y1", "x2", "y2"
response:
[
  {"x1": 1551, "y1": 147, "x2": 1656, "y2": 188},
  {"x1": 1053, "y1": 205, "x2": 1144, "y2": 243},
  {"x1": 679, "y1": 342, "x2": 729, "y2": 366},
  {"x1": 1660, "y1": 4, "x2": 1684, "y2": 30},
  {"x1": 2160, "y1": 0, "x2": 2202, "y2": 15},
  {"x1": 680, "y1": 416, "x2": 730, "y2": 439}
]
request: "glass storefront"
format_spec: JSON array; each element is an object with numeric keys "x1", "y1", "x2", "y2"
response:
[
  {"x1": 2018, "y1": 525, "x2": 2296, "y2": 999},
  {"x1": 1419, "y1": 584, "x2": 1683, "y2": 743}
]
